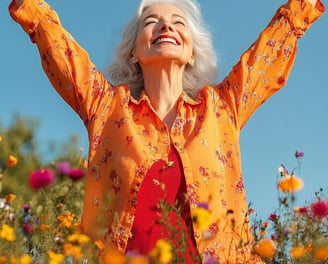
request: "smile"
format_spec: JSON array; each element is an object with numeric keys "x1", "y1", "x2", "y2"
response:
[{"x1": 153, "y1": 37, "x2": 179, "y2": 45}]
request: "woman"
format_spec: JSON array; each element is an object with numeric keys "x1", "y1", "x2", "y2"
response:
[{"x1": 9, "y1": 0, "x2": 324, "y2": 263}]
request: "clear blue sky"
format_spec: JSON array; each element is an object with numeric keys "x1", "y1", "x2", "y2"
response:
[{"x1": 1, "y1": 0, "x2": 327, "y2": 220}]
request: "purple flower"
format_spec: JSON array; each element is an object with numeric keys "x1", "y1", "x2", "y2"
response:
[
  {"x1": 68, "y1": 168, "x2": 86, "y2": 181},
  {"x1": 295, "y1": 150, "x2": 304, "y2": 158},
  {"x1": 56, "y1": 162, "x2": 71, "y2": 175},
  {"x1": 28, "y1": 169, "x2": 56, "y2": 189},
  {"x1": 23, "y1": 204, "x2": 31, "y2": 213}
]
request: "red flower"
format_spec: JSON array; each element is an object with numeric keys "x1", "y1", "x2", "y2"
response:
[
  {"x1": 311, "y1": 200, "x2": 328, "y2": 219},
  {"x1": 28, "y1": 169, "x2": 56, "y2": 189},
  {"x1": 68, "y1": 168, "x2": 86, "y2": 181}
]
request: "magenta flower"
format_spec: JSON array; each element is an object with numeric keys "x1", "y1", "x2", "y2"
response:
[
  {"x1": 295, "y1": 151, "x2": 304, "y2": 158},
  {"x1": 28, "y1": 169, "x2": 56, "y2": 189},
  {"x1": 56, "y1": 161, "x2": 71, "y2": 175},
  {"x1": 311, "y1": 199, "x2": 328, "y2": 219},
  {"x1": 269, "y1": 213, "x2": 278, "y2": 221},
  {"x1": 23, "y1": 223, "x2": 33, "y2": 235},
  {"x1": 68, "y1": 168, "x2": 86, "y2": 181}
]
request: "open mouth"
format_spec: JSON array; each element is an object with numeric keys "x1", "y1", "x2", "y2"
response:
[{"x1": 153, "y1": 36, "x2": 180, "y2": 45}]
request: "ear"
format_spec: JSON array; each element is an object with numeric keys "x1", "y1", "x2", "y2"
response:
[
  {"x1": 188, "y1": 54, "x2": 194, "y2": 66},
  {"x1": 131, "y1": 54, "x2": 139, "y2": 64}
]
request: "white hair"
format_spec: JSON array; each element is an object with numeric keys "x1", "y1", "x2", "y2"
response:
[{"x1": 107, "y1": 0, "x2": 218, "y2": 98}]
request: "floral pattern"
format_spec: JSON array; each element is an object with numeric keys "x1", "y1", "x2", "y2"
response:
[{"x1": 9, "y1": 0, "x2": 324, "y2": 262}]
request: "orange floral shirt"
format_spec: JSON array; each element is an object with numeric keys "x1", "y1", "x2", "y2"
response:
[{"x1": 9, "y1": 0, "x2": 324, "y2": 262}]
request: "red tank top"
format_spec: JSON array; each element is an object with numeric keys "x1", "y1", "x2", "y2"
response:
[{"x1": 126, "y1": 145, "x2": 200, "y2": 262}]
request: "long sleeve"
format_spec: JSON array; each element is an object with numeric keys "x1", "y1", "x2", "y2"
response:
[
  {"x1": 216, "y1": 0, "x2": 325, "y2": 130},
  {"x1": 9, "y1": 0, "x2": 113, "y2": 125}
]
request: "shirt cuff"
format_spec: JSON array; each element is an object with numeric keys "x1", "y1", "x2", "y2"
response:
[
  {"x1": 8, "y1": 0, "x2": 52, "y2": 39},
  {"x1": 278, "y1": 0, "x2": 325, "y2": 38}
]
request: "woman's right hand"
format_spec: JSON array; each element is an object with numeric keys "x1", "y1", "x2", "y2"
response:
[{"x1": 14, "y1": 0, "x2": 23, "y2": 7}]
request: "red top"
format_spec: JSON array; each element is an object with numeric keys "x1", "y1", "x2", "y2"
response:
[{"x1": 127, "y1": 145, "x2": 199, "y2": 262}]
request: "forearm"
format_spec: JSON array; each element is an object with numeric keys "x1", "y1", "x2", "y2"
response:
[{"x1": 9, "y1": 0, "x2": 111, "y2": 124}]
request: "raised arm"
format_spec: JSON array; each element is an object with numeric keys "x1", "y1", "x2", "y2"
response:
[
  {"x1": 215, "y1": 0, "x2": 324, "y2": 130},
  {"x1": 9, "y1": 0, "x2": 112, "y2": 125}
]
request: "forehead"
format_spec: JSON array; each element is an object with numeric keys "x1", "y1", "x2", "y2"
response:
[{"x1": 141, "y1": 4, "x2": 186, "y2": 19}]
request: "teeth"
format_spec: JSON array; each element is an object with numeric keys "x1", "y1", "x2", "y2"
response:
[{"x1": 155, "y1": 37, "x2": 177, "y2": 45}]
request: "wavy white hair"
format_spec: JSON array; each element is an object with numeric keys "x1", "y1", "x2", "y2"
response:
[{"x1": 107, "y1": 0, "x2": 218, "y2": 98}]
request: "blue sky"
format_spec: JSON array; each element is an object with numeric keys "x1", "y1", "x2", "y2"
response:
[{"x1": 1, "y1": 0, "x2": 327, "y2": 220}]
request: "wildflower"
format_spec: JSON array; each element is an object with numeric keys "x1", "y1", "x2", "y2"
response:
[
  {"x1": 68, "y1": 233, "x2": 90, "y2": 244},
  {"x1": 23, "y1": 223, "x2": 33, "y2": 235},
  {"x1": 68, "y1": 168, "x2": 86, "y2": 180},
  {"x1": 40, "y1": 224, "x2": 50, "y2": 231},
  {"x1": 0, "y1": 224, "x2": 15, "y2": 242},
  {"x1": 95, "y1": 239, "x2": 105, "y2": 250},
  {"x1": 192, "y1": 207, "x2": 211, "y2": 231},
  {"x1": 269, "y1": 213, "x2": 278, "y2": 221},
  {"x1": 28, "y1": 169, "x2": 56, "y2": 189},
  {"x1": 295, "y1": 150, "x2": 304, "y2": 158},
  {"x1": 126, "y1": 250, "x2": 149, "y2": 264},
  {"x1": 63, "y1": 243, "x2": 83, "y2": 258},
  {"x1": 56, "y1": 161, "x2": 71, "y2": 175},
  {"x1": 294, "y1": 206, "x2": 308, "y2": 214},
  {"x1": 314, "y1": 246, "x2": 328, "y2": 261},
  {"x1": 311, "y1": 199, "x2": 328, "y2": 219},
  {"x1": 57, "y1": 212, "x2": 75, "y2": 228},
  {"x1": 277, "y1": 175, "x2": 303, "y2": 193},
  {"x1": 149, "y1": 239, "x2": 172, "y2": 263},
  {"x1": 5, "y1": 155, "x2": 18, "y2": 167},
  {"x1": 290, "y1": 245, "x2": 306, "y2": 259},
  {"x1": 278, "y1": 164, "x2": 288, "y2": 176},
  {"x1": 0, "y1": 256, "x2": 7, "y2": 264},
  {"x1": 48, "y1": 250, "x2": 65, "y2": 264},
  {"x1": 254, "y1": 239, "x2": 276, "y2": 259},
  {"x1": 19, "y1": 255, "x2": 32, "y2": 264}
]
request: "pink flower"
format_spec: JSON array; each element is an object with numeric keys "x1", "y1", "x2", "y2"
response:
[
  {"x1": 56, "y1": 162, "x2": 71, "y2": 175},
  {"x1": 311, "y1": 200, "x2": 328, "y2": 219},
  {"x1": 295, "y1": 151, "x2": 304, "y2": 158},
  {"x1": 68, "y1": 168, "x2": 86, "y2": 181},
  {"x1": 23, "y1": 223, "x2": 33, "y2": 235},
  {"x1": 28, "y1": 169, "x2": 56, "y2": 189}
]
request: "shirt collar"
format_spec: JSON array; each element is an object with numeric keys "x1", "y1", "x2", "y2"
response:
[{"x1": 130, "y1": 89, "x2": 202, "y2": 106}]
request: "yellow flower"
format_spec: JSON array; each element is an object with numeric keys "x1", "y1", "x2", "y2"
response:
[
  {"x1": 191, "y1": 207, "x2": 211, "y2": 231},
  {"x1": 277, "y1": 175, "x2": 303, "y2": 193},
  {"x1": 19, "y1": 255, "x2": 32, "y2": 264},
  {"x1": 5, "y1": 155, "x2": 18, "y2": 167},
  {"x1": 254, "y1": 239, "x2": 277, "y2": 259},
  {"x1": 48, "y1": 250, "x2": 65, "y2": 264},
  {"x1": 0, "y1": 224, "x2": 15, "y2": 242},
  {"x1": 290, "y1": 245, "x2": 306, "y2": 259},
  {"x1": 63, "y1": 243, "x2": 82, "y2": 258},
  {"x1": 149, "y1": 239, "x2": 172, "y2": 264},
  {"x1": 314, "y1": 246, "x2": 328, "y2": 261},
  {"x1": 68, "y1": 233, "x2": 90, "y2": 244}
]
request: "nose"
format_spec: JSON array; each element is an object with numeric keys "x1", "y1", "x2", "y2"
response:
[{"x1": 160, "y1": 20, "x2": 174, "y2": 32}]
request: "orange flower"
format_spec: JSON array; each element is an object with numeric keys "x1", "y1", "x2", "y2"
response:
[
  {"x1": 95, "y1": 240, "x2": 104, "y2": 250},
  {"x1": 277, "y1": 175, "x2": 303, "y2": 193},
  {"x1": 290, "y1": 245, "x2": 306, "y2": 259},
  {"x1": 254, "y1": 239, "x2": 277, "y2": 259},
  {"x1": 314, "y1": 246, "x2": 328, "y2": 261},
  {"x1": 6, "y1": 194, "x2": 16, "y2": 202},
  {"x1": 40, "y1": 224, "x2": 50, "y2": 231},
  {"x1": 5, "y1": 155, "x2": 18, "y2": 167}
]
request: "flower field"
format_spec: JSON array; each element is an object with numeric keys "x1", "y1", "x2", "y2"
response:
[{"x1": 1, "y1": 129, "x2": 328, "y2": 263}]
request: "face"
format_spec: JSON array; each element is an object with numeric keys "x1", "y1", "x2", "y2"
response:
[{"x1": 133, "y1": 4, "x2": 194, "y2": 67}]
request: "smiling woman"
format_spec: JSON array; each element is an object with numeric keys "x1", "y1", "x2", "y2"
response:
[{"x1": 8, "y1": 0, "x2": 325, "y2": 263}]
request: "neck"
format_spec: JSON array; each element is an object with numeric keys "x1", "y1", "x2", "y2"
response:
[{"x1": 142, "y1": 63, "x2": 185, "y2": 128}]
